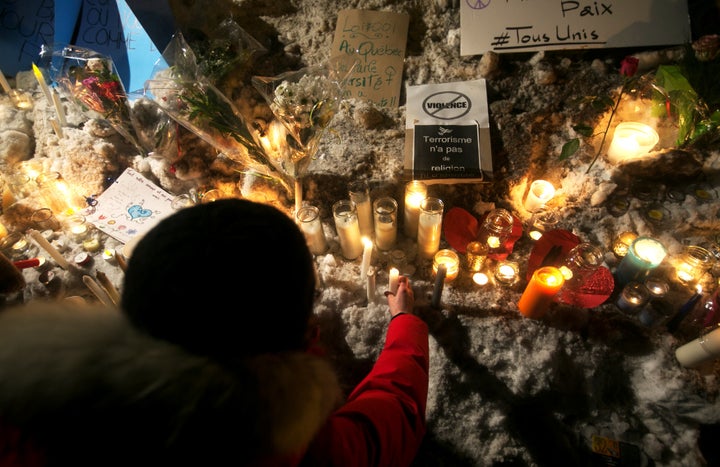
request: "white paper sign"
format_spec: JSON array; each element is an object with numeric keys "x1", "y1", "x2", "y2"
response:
[
  {"x1": 85, "y1": 168, "x2": 175, "y2": 244},
  {"x1": 460, "y1": 0, "x2": 691, "y2": 56},
  {"x1": 404, "y1": 80, "x2": 493, "y2": 183}
]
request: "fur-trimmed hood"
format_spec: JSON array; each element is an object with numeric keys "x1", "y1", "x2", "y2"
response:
[{"x1": 0, "y1": 303, "x2": 342, "y2": 466}]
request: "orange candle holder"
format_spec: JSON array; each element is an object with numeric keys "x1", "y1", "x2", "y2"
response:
[{"x1": 518, "y1": 266, "x2": 565, "y2": 319}]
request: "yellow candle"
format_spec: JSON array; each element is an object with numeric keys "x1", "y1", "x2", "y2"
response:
[{"x1": 518, "y1": 266, "x2": 565, "y2": 319}]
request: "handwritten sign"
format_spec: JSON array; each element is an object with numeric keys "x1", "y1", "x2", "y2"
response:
[
  {"x1": 0, "y1": 0, "x2": 57, "y2": 75},
  {"x1": 74, "y1": 0, "x2": 173, "y2": 93},
  {"x1": 404, "y1": 80, "x2": 493, "y2": 183},
  {"x1": 460, "y1": 0, "x2": 691, "y2": 56},
  {"x1": 85, "y1": 167, "x2": 175, "y2": 244},
  {"x1": 331, "y1": 9, "x2": 409, "y2": 108}
]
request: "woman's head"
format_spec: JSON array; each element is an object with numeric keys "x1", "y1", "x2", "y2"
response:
[{"x1": 121, "y1": 199, "x2": 316, "y2": 361}]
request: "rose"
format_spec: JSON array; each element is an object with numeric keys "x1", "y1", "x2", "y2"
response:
[{"x1": 619, "y1": 56, "x2": 639, "y2": 77}]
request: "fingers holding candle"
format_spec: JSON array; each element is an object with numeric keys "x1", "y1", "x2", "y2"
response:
[{"x1": 387, "y1": 275, "x2": 414, "y2": 317}]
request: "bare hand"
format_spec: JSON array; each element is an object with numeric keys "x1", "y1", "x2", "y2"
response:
[{"x1": 386, "y1": 276, "x2": 414, "y2": 317}]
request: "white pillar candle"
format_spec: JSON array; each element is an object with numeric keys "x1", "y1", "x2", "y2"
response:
[
  {"x1": 296, "y1": 205, "x2": 327, "y2": 255},
  {"x1": 607, "y1": 122, "x2": 659, "y2": 164},
  {"x1": 388, "y1": 267, "x2": 400, "y2": 295},
  {"x1": 366, "y1": 266, "x2": 376, "y2": 304},
  {"x1": 360, "y1": 236, "x2": 373, "y2": 280},
  {"x1": 676, "y1": 326, "x2": 720, "y2": 368},
  {"x1": 373, "y1": 197, "x2": 398, "y2": 251},
  {"x1": 403, "y1": 181, "x2": 427, "y2": 238},
  {"x1": 524, "y1": 180, "x2": 555, "y2": 212},
  {"x1": 349, "y1": 180, "x2": 373, "y2": 237},
  {"x1": 332, "y1": 200, "x2": 363, "y2": 260},
  {"x1": 417, "y1": 197, "x2": 444, "y2": 260}
]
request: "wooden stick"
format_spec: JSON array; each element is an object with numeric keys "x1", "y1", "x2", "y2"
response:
[
  {"x1": 82, "y1": 275, "x2": 115, "y2": 308},
  {"x1": 95, "y1": 271, "x2": 120, "y2": 305},
  {"x1": 28, "y1": 230, "x2": 70, "y2": 269}
]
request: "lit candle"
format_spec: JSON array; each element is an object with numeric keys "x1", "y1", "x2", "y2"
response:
[
  {"x1": 67, "y1": 215, "x2": 89, "y2": 240},
  {"x1": 666, "y1": 285, "x2": 703, "y2": 333},
  {"x1": 388, "y1": 267, "x2": 400, "y2": 295},
  {"x1": 524, "y1": 180, "x2": 555, "y2": 212},
  {"x1": 612, "y1": 231, "x2": 638, "y2": 258},
  {"x1": 417, "y1": 197, "x2": 444, "y2": 260},
  {"x1": 606, "y1": 122, "x2": 659, "y2": 164},
  {"x1": 675, "y1": 325, "x2": 720, "y2": 368},
  {"x1": 494, "y1": 261, "x2": 519, "y2": 286},
  {"x1": 403, "y1": 181, "x2": 427, "y2": 238},
  {"x1": 373, "y1": 197, "x2": 398, "y2": 251},
  {"x1": 28, "y1": 230, "x2": 70, "y2": 269},
  {"x1": 644, "y1": 277, "x2": 669, "y2": 299},
  {"x1": 614, "y1": 237, "x2": 666, "y2": 287},
  {"x1": 517, "y1": 266, "x2": 565, "y2": 319},
  {"x1": 433, "y1": 249, "x2": 460, "y2": 283},
  {"x1": 466, "y1": 241, "x2": 488, "y2": 272},
  {"x1": 31, "y1": 63, "x2": 53, "y2": 106},
  {"x1": 332, "y1": 200, "x2": 363, "y2": 260},
  {"x1": 366, "y1": 266, "x2": 376, "y2": 304},
  {"x1": 296, "y1": 205, "x2": 328, "y2": 255},
  {"x1": 473, "y1": 272, "x2": 489, "y2": 286},
  {"x1": 479, "y1": 209, "x2": 514, "y2": 252},
  {"x1": 674, "y1": 245, "x2": 713, "y2": 285},
  {"x1": 616, "y1": 282, "x2": 650, "y2": 314},
  {"x1": 349, "y1": 180, "x2": 373, "y2": 237},
  {"x1": 431, "y1": 263, "x2": 447, "y2": 309},
  {"x1": 360, "y1": 236, "x2": 373, "y2": 280},
  {"x1": 527, "y1": 209, "x2": 559, "y2": 241}
]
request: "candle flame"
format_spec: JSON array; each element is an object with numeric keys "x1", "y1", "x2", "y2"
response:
[{"x1": 473, "y1": 272, "x2": 489, "y2": 285}]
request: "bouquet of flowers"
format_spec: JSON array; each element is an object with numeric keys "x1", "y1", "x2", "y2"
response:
[{"x1": 51, "y1": 46, "x2": 146, "y2": 155}]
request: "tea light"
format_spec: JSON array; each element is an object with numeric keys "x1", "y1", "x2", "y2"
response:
[
  {"x1": 349, "y1": 180, "x2": 373, "y2": 237},
  {"x1": 433, "y1": 249, "x2": 460, "y2": 283},
  {"x1": 8, "y1": 234, "x2": 29, "y2": 256},
  {"x1": 403, "y1": 181, "x2": 427, "y2": 238},
  {"x1": 614, "y1": 237, "x2": 666, "y2": 287},
  {"x1": 466, "y1": 241, "x2": 488, "y2": 272},
  {"x1": 296, "y1": 205, "x2": 328, "y2": 255},
  {"x1": 612, "y1": 231, "x2": 638, "y2": 258},
  {"x1": 644, "y1": 277, "x2": 669, "y2": 299},
  {"x1": 360, "y1": 237, "x2": 373, "y2": 280},
  {"x1": 606, "y1": 122, "x2": 659, "y2": 164},
  {"x1": 102, "y1": 249, "x2": 116, "y2": 262},
  {"x1": 518, "y1": 266, "x2": 565, "y2": 319},
  {"x1": 523, "y1": 180, "x2": 555, "y2": 212},
  {"x1": 675, "y1": 324, "x2": 720, "y2": 368},
  {"x1": 82, "y1": 235, "x2": 101, "y2": 253},
  {"x1": 675, "y1": 245, "x2": 713, "y2": 285},
  {"x1": 494, "y1": 260, "x2": 519, "y2": 286},
  {"x1": 616, "y1": 282, "x2": 650, "y2": 313},
  {"x1": 472, "y1": 272, "x2": 489, "y2": 286},
  {"x1": 67, "y1": 215, "x2": 88, "y2": 240},
  {"x1": 74, "y1": 252, "x2": 92, "y2": 266},
  {"x1": 332, "y1": 200, "x2": 363, "y2": 260},
  {"x1": 417, "y1": 197, "x2": 444, "y2": 259},
  {"x1": 388, "y1": 267, "x2": 400, "y2": 294}
]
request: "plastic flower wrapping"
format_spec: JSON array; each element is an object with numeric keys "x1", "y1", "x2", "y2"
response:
[
  {"x1": 144, "y1": 33, "x2": 294, "y2": 194},
  {"x1": 50, "y1": 46, "x2": 147, "y2": 155}
]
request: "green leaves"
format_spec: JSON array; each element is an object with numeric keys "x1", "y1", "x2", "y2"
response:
[{"x1": 559, "y1": 138, "x2": 580, "y2": 161}]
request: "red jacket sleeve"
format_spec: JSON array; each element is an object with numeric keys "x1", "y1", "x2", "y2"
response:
[{"x1": 302, "y1": 314, "x2": 429, "y2": 467}]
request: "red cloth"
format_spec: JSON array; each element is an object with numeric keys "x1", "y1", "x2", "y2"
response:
[{"x1": 302, "y1": 314, "x2": 430, "y2": 467}]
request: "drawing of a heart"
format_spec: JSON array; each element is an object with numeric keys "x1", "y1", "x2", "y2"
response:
[{"x1": 128, "y1": 205, "x2": 152, "y2": 220}]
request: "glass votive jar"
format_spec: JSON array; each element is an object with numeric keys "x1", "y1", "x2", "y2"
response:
[
  {"x1": 403, "y1": 180, "x2": 427, "y2": 238},
  {"x1": 171, "y1": 193, "x2": 197, "y2": 210},
  {"x1": 643, "y1": 203, "x2": 671, "y2": 228},
  {"x1": 612, "y1": 231, "x2": 638, "y2": 258},
  {"x1": 348, "y1": 180, "x2": 373, "y2": 237},
  {"x1": 527, "y1": 209, "x2": 559, "y2": 241},
  {"x1": 373, "y1": 197, "x2": 398, "y2": 251},
  {"x1": 606, "y1": 196, "x2": 630, "y2": 217},
  {"x1": 296, "y1": 205, "x2": 328, "y2": 256},
  {"x1": 556, "y1": 242, "x2": 604, "y2": 304},
  {"x1": 616, "y1": 282, "x2": 650, "y2": 314},
  {"x1": 31, "y1": 208, "x2": 61, "y2": 231},
  {"x1": 200, "y1": 189, "x2": 223, "y2": 203},
  {"x1": 66, "y1": 214, "x2": 89, "y2": 241},
  {"x1": 417, "y1": 197, "x2": 444, "y2": 260},
  {"x1": 644, "y1": 277, "x2": 669, "y2": 299},
  {"x1": 523, "y1": 180, "x2": 555, "y2": 212},
  {"x1": 465, "y1": 241, "x2": 489, "y2": 272},
  {"x1": 5, "y1": 173, "x2": 34, "y2": 200},
  {"x1": 433, "y1": 249, "x2": 460, "y2": 283},
  {"x1": 675, "y1": 245, "x2": 713, "y2": 285},
  {"x1": 615, "y1": 237, "x2": 667, "y2": 287},
  {"x1": 494, "y1": 260, "x2": 519, "y2": 286},
  {"x1": 332, "y1": 200, "x2": 363, "y2": 260},
  {"x1": 479, "y1": 208, "x2": 514, "y2": 252},
  {"x1": 0, "y1": 232, "x2": 30, "y2": 259}
]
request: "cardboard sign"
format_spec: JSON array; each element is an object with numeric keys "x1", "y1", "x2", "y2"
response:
[
  {"x1": 85, "y1": 167, "x2": 175, "y2": 244},
  {"x1": 460, "y1": 0, "x2": 691, "y2": 56},
  {"x1": 404, "y1": 80, "x2": 493, "y2": 183},
  {"x1": 0, "y1": 0, "x2": 58, "y2": 75},
  {"x1": 331, "y1": 9, "x2": 409, "y2": 108}
]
